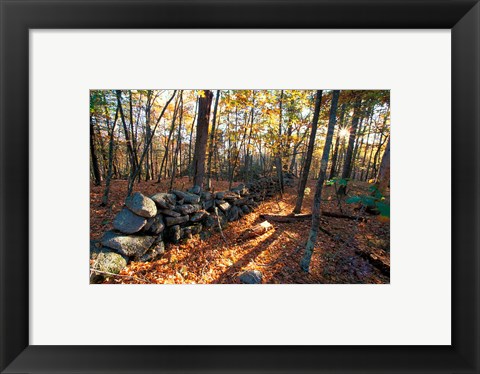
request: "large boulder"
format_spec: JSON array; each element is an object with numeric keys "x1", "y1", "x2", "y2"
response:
[
  {"x1": 203, "y1": 213, "x2": 216, "y2": 228},
  {"x1": 187, "y1": 185, "x2": 202, "y2": 195},
  {"x1": 215, "y1": 191, "x2": 225, "y2": 200},
  {"x1": 164, "y1": 215, "x2": 189, "y2": 227},
  {"x1": 150, "y1": 193, "x2": 176, "y2": 209},
  {"x1": 90, "y1": 251, "x2": 127, "y2": 283},
  {"x1": 203, "y1": 199, "x2": 214, "y2": 211},
  {"x1": 101, "y1": 231, "x2": 156, "y2": 258},
  {"x1": 201, "y1": 191, "x2": 213, "y2": 201},
  {"x1": 113, "y1": 207, "x2": 147, "y2": 234},
  {"x1": 159, "y1": 209, "x2": 181, "y2": 217},
  {"x1": 125, "y1": 192, "x2": 157, "y2": 218},
  {"x1": 171, "y1": 190, "x2": 200, "y2": 204},
  {"x1": 227, "y1": 206, "x2": 240, "y2": 221},
  {"x1": 239, "y1": 270, "x2": 263, "y2": 284},
  {"x1": 190, "y1": 210, "x2": 207, "y2": 222},
  {"x1": 175, "y1": 204, "x2": 200, "y2": 215}
]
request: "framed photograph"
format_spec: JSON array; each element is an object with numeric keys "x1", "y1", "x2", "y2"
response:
[{"x1": 1, "y1": 0, "x2": 479, "y2": 373}]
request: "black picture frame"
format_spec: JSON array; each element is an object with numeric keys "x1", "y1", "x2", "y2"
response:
[{"x1": 1, "y1": 0, "x2": 479, "y2": 373}]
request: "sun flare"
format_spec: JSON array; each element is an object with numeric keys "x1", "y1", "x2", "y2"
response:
[{"x1": 339, "y1": 127, "x2": 350, "y2": 139}]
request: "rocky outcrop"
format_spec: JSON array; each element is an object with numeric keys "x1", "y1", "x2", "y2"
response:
[
  {"x1": 91, "y1": 176, "x2": 284, "y2": 283},
  {"x1": 113, "y1": 208, "x2": 147, "y2": 234},
  {"x1": 125, "y1": 192, "x2": 157, "y2": 218}
]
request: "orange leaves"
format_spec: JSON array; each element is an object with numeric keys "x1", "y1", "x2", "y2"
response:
[{"x1": 93, "y1": 179, "x2": 389, "y2": 285}]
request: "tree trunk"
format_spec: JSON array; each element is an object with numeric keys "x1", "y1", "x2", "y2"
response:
[
  {"x1": 293, "y1": 90, "x2": 323, "y2": 214},
  {"x1": 90, "y1": 115, "x2": 102, "y2": 186},
  {"x1": 206, "y1": 90, "x2": 220, "y2": 190},
  {"x1": 360, "y1": 112, "x2": 373, "y2": 181},
  {"x1": 116, "y1": 90, "x2": 137, "y2": 180},
  {"x1": 188, "y1": 97, "x2": 198, "y2": 179},
  {"x1": 328, "y1": 103, "x2": 346, "y2": 180},
  {"x1": 338, "y1": 94, "x2": 362, "y2": 194},
  {"x1": 128, "y1": 90, "x2": 177, "y2": 196},
  {"x1": 372, "y1": 116, "x2": 389, "y2": 178},
  {"x1": 101, "y1": 105, "x2": 119, "y2": 206},
  {"x1": 375, "y1": 136, "x2": 390, "y2": 195},
  {"x1": 365, "y1": 130, "x2": 378, "y2": 181},
  {"x1": 275, "y1": 90, "x2": 284, "y2": 196},
  {"x1": 300, "y1": 90, "x2": 340, "y2": 272},
  {"x1": 170, "y1": 92, "x2": 184, "y2": 190},
  {"x1": 129, "y1": 90, "x2": 139, "y2": 172},
  {"x1": 245, "y1": 93, "x2": 255, "y2": 182},
  {"x1": 351, "y1": 114, "x2": 366, "y2": 179},
  {"x1": 158, "y1": 95, "x2": 180, "y2": 182},
  {"x1": 192, "y1": 90, "x2": 214, "y2": 188}
]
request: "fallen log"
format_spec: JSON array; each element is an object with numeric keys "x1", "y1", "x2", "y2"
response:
[
  {"x1": 354, "y1": 249, "x2": 390, "y2": 276},
  {"x1": 238, "y1": 221, "x2": 274, "y2": 241},
  {"x1": 260, "y1": 214, "x2": 311, "y2": 222},
  {"x1": 317, "y1": 226, "x2": 390, "y2": 276},
  {"x1": 260, "y1": 211, "x2": 366, "y2": 222}
]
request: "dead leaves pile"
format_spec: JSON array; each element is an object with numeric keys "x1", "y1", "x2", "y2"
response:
[{"x1": 91, "y1": 178, "x2": 390, "y2": 284}]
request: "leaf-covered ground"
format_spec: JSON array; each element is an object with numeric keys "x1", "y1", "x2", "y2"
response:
[{"x1": 90, "y1": 177, "x2": 390, "y2": 284}]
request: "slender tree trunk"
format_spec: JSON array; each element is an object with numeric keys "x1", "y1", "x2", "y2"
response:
[
  {"x1": 206, "y1": 90, "x2": 220, "y2": 190},
  {"x1": 338, "y1": 94, "x2": 362, "y2": 194},
  {"x1": 351, "y1": 115, "x2": 366, "y2": 180},
  {"x1": 101, "y1": 105, "x2": 119, "y2": 206},
  {"x1": 375, "y1": 137, "x2": 390, "y2": 195},
  {"x1": 128, "y1": 90, "x2": 177, "y2": 196},
  {"x1": 245, "y1": 93, "x2": 255, "y2": 182},
  {"x1": 360, "y1": 113, "x2": 373, "y2": 181},
  {"x1": 95, "y1": 122, "x2": 108, "y2": 178},
  {"x1": 365, "y1": 130, "x2": 378, "y2": 181},
  {"x1": 158, "y1": 95, "x2": 180, "y2": 182},
  {"x1": 145, "y1": 121, "x2": 152, "y2": 181},
  {"x1": 300, "y1": 90, "x2": 340, "y2": 272},
  {"x1": 289, "y1": 128, "x2": 308, "y2": 174},
  {"x1": 372, "y1": 113, "x2": 389, "y2": 178},
  {"x1": 293, "y1": 90, "x2": 323, "y2": 214},
  {"x1": 129, "y1": 90, "x2": 139, "y2": 169},
  {"x1": 192, "y1": 90, "x2": 214, "y2": 188},
  {"x1": 90, "y1": 115, "x2": 102, "y2": 186},
  {"x1": 170, "y1": 92, "x2": 183, "y2": 190},
  {"x1": 275, "y1": 90, "x2": 284, "y2": 196},
  {"x1": 229, "y1": 118, "x2": 248, "y2": 189},
  {"x1": 188, "y1": 98, "x2": 198, "y2": 180},
  {"x1": 372, "y1": 131, "x2": 387, "y2": 178},
  {"x1": 116, "y1": 90, "x2": 137, "y2": 180},
  {"x1": 328, "y1": 103, "x2": 346, "y2": 180}
]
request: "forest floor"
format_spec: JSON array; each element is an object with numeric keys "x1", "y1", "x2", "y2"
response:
[{"x1": 90, "y1": 177, "x2": 390, "y2": 284}]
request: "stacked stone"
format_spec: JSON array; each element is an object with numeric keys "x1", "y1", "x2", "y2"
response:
[{"x1": 91, "y1": 178, "x2": 282, "y2": 282}]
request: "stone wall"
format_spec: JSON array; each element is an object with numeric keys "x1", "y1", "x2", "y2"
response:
[{"x1": 90, "y1": 176, "x2": 294, "y2": 282}]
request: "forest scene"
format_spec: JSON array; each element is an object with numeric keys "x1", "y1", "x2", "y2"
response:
[{"x1": 90, "y1": 89, "x2": 390, "y2": 284}]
